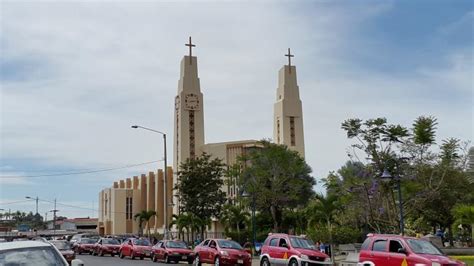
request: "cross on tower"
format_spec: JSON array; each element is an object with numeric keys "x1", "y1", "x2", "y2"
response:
[
  {"x1": 285, "y1": 48, "x2": 294, "y2": 74},
  {"x1": 185, "y1": 36, "x2": 196, "y2": 65}
]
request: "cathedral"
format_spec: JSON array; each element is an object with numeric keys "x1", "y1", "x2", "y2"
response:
[
  {"x1": 172, "y1": 38, "x2": 306, "y2": 216},
  {"x1": 97, "y1": 38, "x2": 306, "y2": 236}
]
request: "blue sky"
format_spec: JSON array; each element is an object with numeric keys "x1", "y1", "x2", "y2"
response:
[{"x1": 1, "y1": 0, "x2": 472, "y2": 218}]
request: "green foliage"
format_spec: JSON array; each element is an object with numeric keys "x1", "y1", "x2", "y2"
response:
[
  {"x1": 220, "y1": 204, "x2": 249, "y2": 242},
  {"x1": 338, "y1": 115, "x2": 473, "y2": 242},
  {"x1": 134, "y1": 210, "x2": 157, "y2": 239},
  {"x1": 412, "y1": 116, "x2": 437, "y2": 146},
  {"x1": 175, "y1": 153, "x2": 227, "y2": 237},
  {"x1": 331, "y1": 226, "x2": 362, "y2": 244},
  {"x1": 239, "y1": 140, "x2": 315, "y2": 231}
]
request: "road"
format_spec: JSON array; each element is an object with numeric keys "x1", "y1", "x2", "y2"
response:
[
  {"x1": 77, "y1": 255, "x2": 261, "y2": 266},
  {"x1": 76, "y1": 254, "x2": 190, "y2": 266}
]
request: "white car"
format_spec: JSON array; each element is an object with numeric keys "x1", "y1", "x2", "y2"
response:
[{"x1": 0, "y1": 240, "x2": 84, "y2": 266}]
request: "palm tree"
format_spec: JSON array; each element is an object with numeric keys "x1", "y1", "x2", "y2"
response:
[
  {"x1": 220, "y1": 204, "x2": 249, "y2": 242},
  {"x1": 134, "y1": 210, "x2": 157, "y2": 240},
  {"x1": 305, "y1": 193, "x2": 340, "y2": 248},
  {"x1": 170, "y1": 213, "x2": 191, "y2": 241}
]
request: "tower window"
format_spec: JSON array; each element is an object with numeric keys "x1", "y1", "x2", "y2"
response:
[
  {"x1": 277, "y1": 119, "x2": 280, "y2": 144},
  {"x1": 290, "y1": 117, "x2": 296, "y2": 146},
  {"x1": 189, "y1": 111, "x2": 195, "y2": 158}
]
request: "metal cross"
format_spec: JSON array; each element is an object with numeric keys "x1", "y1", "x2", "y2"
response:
[
  {"x1": 185, "y1": 36, "x2": 196, "y2": 65},
  {"x1": 285, "y1": 48, "x2": 294, "y2": 73}
]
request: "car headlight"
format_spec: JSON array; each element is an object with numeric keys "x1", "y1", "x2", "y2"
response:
[
  {"x1": 324, "y1": 257, "x2": 331, "y2": 262},
  {"x1": 220, "y1": 250, "x2": 229, "y2": 256},
  {"x1": 300, "y1": 254, "x2": 308, "y2": 260}
]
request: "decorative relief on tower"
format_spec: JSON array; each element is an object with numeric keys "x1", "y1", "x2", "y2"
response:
[
  {"x1": 290, "y1": 116, "x2": 296, "y2": 146},
  {"x1": 277, "y1": 119, "x2": 281, "y2": 144}
]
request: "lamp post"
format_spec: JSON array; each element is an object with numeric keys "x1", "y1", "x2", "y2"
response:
[
  {"x1": 131, "y1": 125, "x2": 169, "y2": 239},
  {"x1": 381, "y1": 169, "x2": 404, "y2": 235},
  {"x1": 25, "y1": 196, "x2": 39, "y2": 215},
  {"x1": 241, "y1": 190, "x2": 256, "y2": 255}
]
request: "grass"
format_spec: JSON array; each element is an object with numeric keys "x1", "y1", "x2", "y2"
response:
[{"x1": 450, "y1": 255, "x2": 474, "y2": 266}]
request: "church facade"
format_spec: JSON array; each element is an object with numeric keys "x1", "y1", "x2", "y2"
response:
[
  {"x1": 98, "y1": 39, "x2": 306, "y2": 236},
  {"x1": 172, "y1": 40, "x2": 306, "y2": 220}
]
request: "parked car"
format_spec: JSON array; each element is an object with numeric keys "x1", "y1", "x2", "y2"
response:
[
  {"x1": 93, "y1": 237, "x2": 121, "y2": 257},
  {"x1": 70, "y1": 233, "x2": 99, "y2": 245},
  {"x1": 151, "y1": 240, "x2": 194, "y2": 263},
  {"x1": 358, "y1": 233, "x2": 466, "y2": 266},
  {"x1": 119, "y1": 238, "x2": 152, "y2": 260},
  {"x1": 260, "y1": 233, "x2": 331, "y2": 266},
  {"x1": 0, "y1": 240, "x2": 84, "y2": 266},
  {"x1": 73, "y1": 238, "x2": 97, "y2": 255},
  {"x1": 50, "y1": 240, "x2": 76, "y2": 264},
  {"x1": 193, "y1": 238, "x2": 252, "y2": 266}
]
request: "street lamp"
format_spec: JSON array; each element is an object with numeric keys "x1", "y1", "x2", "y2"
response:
[
  {"x1": 25, "y1": 196, "x2": 39, "y2": 215},
  {"x1": 381, "y1": 169, "x2": 405, "y2": 235},
  {"x1": 241, "y1": 190, "x2": 256, "y2": 255},
  {"x1": 131, "y1": 125, "x2": 169, "y2": 239}
]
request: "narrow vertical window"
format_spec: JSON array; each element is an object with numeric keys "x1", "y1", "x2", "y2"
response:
[
  {"x1": 189, "y1": 110, "x2": 195, "y2": 158},
  {"x1": 290, "y1": 117, "x2": 296, "y2": 146},
  {"x1": 277, "y1": 119, "x2": 281, "y2": 144}
]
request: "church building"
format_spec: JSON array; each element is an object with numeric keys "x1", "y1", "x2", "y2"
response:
[{"x1": 172, "y1": 38, "x2": 306, "y2": 220}]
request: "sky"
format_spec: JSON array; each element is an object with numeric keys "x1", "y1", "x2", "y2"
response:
[{"x1": 1, "y1": 0, "x2": 473, "y2": 219}]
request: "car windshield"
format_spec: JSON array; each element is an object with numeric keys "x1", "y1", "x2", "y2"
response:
[
  {"x1": 166, "y1": 241, "x2": 187, "y2": 248},
  {"x1": 217, "y1": 240, "x2": 243, "y2": 250},
  {"x1": 50, "y1": 241, "x2": 71, "y2": 250},
  {"x1": 407, "y1": 239, "x2": 443, "y2": 255},
  {"x1": 0, "y1": 246, "x2": 67, "y2": 266},
  {"x1": 134, "y1": 239, "x2": 150, "y2": 246},
  {"x1": 290, "y1": 237, "x2": 312, "y2": 249},
  {"x1": 103, "y1": 239, "x2": 120, "y2": 245},
  {"x1": 81, "y1": 238, "x2": 96, "y2": 244}
]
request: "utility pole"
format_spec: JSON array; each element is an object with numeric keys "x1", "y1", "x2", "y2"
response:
[{"x1": 50, "y1": 199, "x2": 59, "y2": 237}]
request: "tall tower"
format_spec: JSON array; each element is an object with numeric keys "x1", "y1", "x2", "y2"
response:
[
  {"x1": 173, "y1": 37, "x2": 205, "y2": 213},
  {"x1": 273, "y1": 48, "x2": 305, "y2": 157}
]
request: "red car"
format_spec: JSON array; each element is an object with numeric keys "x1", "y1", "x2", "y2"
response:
[
  {"x1": 92, "y1": 237, "x2": 121, "y2": 257},
  {"x1": 260, "y1": 233, "x2": 331, "y2": 266},
  {"x1": 119, "y1": 238, "x2": 152, "y2": 260},
  {"x1": 359, "y1": 233, "x2": 466, "y2": 266},
  {"x1": 194, "y1": 238, "x2": 252, "y2": 266},
  {"x1": 50, "y1": 240, "x2": 76, "y2": 264},
  {"x1": 151, "y1": 240, "x2": 194, "y2": 263},
  {"x1": 73, "y1": 238, "x2": 97, "y2": 255}
]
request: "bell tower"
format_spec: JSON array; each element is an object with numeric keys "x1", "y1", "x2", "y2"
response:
[
  {"x1": 173, "y1": 37, "x2": 205, "y2": 213},
  {"x1": 273, "y1": 48, "x2": 305, "y2": 157}
]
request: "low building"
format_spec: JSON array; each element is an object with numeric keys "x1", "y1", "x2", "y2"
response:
[
  {"x1": 47, "y1": 217, "x2": 97, "y2": 232},
  {"x1": 98, "y1": 167, "x2": 173, "y2": 236}
]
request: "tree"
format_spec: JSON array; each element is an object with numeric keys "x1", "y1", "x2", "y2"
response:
[
  {"x1": 134, "y1": 210, "x2": 157, "y2": 239},
  {"x1": 239, "y1": 140, "x2": 315, "y2": 231},
  {"x1": 306, "y1": 193, "x2": 341, "y2": 245},
  {"x1": 175, "y1": 153, "x2": 227, "y2": 238},
  {"x1": 220, "y1": 204, "x2": 249, "y2": 242}
]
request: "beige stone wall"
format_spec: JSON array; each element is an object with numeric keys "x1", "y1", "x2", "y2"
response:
[
  {"x1": 98, "y1": 167, "x2": 173, "y2": 236},
  {"x1": 273, "y1": 65, "x2": 305, "y2": 157}
]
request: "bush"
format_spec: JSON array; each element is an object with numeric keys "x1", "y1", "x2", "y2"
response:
[{"x1": 332, "y1": 226, "x2": 361, "y2": 244}]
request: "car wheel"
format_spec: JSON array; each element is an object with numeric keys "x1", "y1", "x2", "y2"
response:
[
  {"x1": 165, "y1": 254, "x2": 170, "y2": 263},
  {"x1": 261, "y1": 257, "x2": 271, "y2": 266},
  {"x1": 194, "y1": 253, "x2": 201, "y2": 266},
  {"x1": 152, "y1": 253, "x2": 157, "y2": 262},
  {"x1": 188, "y1": 258, "x2": 194, "y2": 264},
  {"x1": 140, "y1": 256, "x2": 144, "y2": 260},
  {"x1": 289, "y1": 258, "x2": 298, "y2": 266},
  {"x1": 215, "y1": 256, "x2": 220, "y2": 266},
  {"x1": 119, "y1": 251, "x2": 124, "y2": 259},
  {"x1": 100, "y1": 249, "x2": 104, "y2": 256},
  {"x1": 111, "y1": 253, "x2": 115, "y2": 257},
  {"x1": 131, "y1": 251, "x2": 136, "y2": 260}
]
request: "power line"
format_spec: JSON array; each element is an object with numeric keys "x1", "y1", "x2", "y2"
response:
[
  {"x1": 0, "y1": 199, "x2": 34, "y2": 205},
  {"x1": 0, "y1": 160, "x2": 163, "y2": 179}
]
